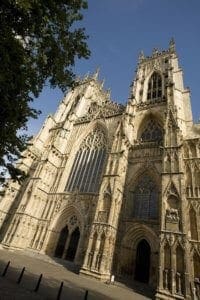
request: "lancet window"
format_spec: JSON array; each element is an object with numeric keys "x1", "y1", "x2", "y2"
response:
[
  {"x1": 140, "y1": 119, "x2": 163, "y2": 142},
  {"x1": 147, "y1": 72, "x2": 162, "y2": 101},
  {"x1": 133, "y1": 175, "x2": 158, "y2": 220},
  {"x1": 65, "y1": 128, "x2": 107, "y2": 193}
]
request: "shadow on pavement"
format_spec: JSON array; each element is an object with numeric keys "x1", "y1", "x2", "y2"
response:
[
  {"x1": 0, "y1": 259, "x2": 111, "y2": 300},
  {"x1": 115, "y1": 276, "x2": 155, "y2": 299}
]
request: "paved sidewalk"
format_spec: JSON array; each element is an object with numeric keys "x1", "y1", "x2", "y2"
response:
[{"x1": 0, "y1": 248, "x2": 152, "y2": 300}]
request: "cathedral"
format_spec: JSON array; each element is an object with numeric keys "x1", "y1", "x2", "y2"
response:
[{"x1": 0, "y1": 40, "x2": 200, "y2": 299}]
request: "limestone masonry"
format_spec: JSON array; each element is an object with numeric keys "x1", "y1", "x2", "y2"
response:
[{"x1": 0, "y1": 40, "x2": 200, "y2": 299}]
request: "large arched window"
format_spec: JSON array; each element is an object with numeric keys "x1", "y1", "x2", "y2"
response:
[
  {"x1": 133, "y1": 175, "x2": 158, "y2": 220},
  {"x1": 147, "y1": 72, "x2": 162, "y2": 101},
  {"x1": 65, "y1": 128, "x2": 107, "y2": 193},
  {"x1": 140, "y1": 119, "x2": 163, "y2": 143}
]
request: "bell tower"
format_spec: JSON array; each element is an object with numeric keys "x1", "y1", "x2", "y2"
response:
[
  {"x1": 128, "y1": 38, "x2": 192, "y2": 137},
  {"x1": 111, "y1": 40, "x2": 193, "y2": 299}
]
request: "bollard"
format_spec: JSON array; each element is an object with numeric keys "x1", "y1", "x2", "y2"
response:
[
  {"x1": 84, "y1": 290, "x2": 88, "y2": 300},
  {"x1": 56, "y1": 281, "x2": 63, "y2": 300},
  {"x1": 2, "y1": 261, "x2": 10, "y2": 277},
  {"x1": 17, "y1": 267, "x2": 25, "y2": 284},
  {"x1": 34, "y1": 273, "x2": 43, "y2": 292}
]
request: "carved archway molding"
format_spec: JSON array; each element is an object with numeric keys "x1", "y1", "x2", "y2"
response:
[
  {"x1": 126, "y1": 164, "x2": 161, "y2": 191},
  {"x1": 117, "y1": 223, "x2": 159, "y2": 286},
  {"x1": 44, "y1": 205, "x2": 84, "y2": 255},
  {"x1": 136, "y1": 111, "x2": 163, "y2": 140},
  {"x1": 71, "y1": 120, "x2": 109, "y2": 154},
  {"x1": 49, "y1": 205, "x2": 84, "y2": 234},
  {"x1": 122, "y1": 223, "x2": 158, "y2": 253}
]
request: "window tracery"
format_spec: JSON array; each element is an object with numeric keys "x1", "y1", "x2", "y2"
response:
[
  {"x1": 79, "y1": 128, "x2": 107, "y2": 150},
  {"x1": 140, "y1": 119, "x2": 163, "y2": 142},
  {"x1": 147, "y1": 72, "x2": 162, "y2": 101},
  {"x1": 133, "y1": 175, "x2": 158, "y2": 220},
  {"x1": 65, "y1": 128, "x2": 107, "y2": 193}
]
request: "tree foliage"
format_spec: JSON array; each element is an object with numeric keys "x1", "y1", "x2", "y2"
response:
[{"x1": 0, "y1": 0, "x2": 90, "y2": 183}]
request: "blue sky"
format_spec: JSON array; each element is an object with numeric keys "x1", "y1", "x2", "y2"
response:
[{"x1": 28, "y1": 0, "x2": 200, "y2": 136}]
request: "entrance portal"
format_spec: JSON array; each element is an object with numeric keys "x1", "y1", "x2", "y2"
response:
[
  {"x1": 54, "y1": 226, "x2": 69, "y2": 258},
  {"x1": 134, "y1": 239, "x2": 150, "y2": 283},
  {"x1": 65, "y1": 227, "x2": 80, "y2": 261}
]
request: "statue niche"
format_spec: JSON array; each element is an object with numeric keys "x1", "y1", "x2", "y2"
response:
[
  {"x1": 165, "y1": 195, "x2": 180, "y2": 232},
  {"x1": 97, "y1": 187, "x2": 112, "y2": 223}
]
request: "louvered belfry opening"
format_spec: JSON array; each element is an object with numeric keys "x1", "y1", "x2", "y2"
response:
[{"x1": 147, "y1": 72, "x2": 162, "y2": 101}]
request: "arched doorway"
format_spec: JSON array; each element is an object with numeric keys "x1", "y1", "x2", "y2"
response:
[
  {"x1": 134, "y1": 239, "x2": 151, "y2": 283},
  {"x1": 54, "y1": 225, "x2": 69, "y2": 258},
  {"x1": 65, "y1": 227, "x2": 80, "y2": 261}
]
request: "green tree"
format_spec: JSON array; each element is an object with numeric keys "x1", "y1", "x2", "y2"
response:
[{"x1": 0, "y1": 0, "x2": 90, "y2": 183}]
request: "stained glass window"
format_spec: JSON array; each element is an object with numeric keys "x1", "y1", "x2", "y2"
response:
[
  {"x1": 147, "y1": 72, "x2": 162, "y2": 101},
  {"x1": 140, "y1": 119, "x2": 163, "y2": 142},
  {"x1": 133, "y1": 175, "x2": 158, "y2": 219},
  {"x1": 65, "y1": 129, "x2": 106, "y2": 193}
]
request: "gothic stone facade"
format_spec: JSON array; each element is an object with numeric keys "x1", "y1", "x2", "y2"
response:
[{"x1": 0, "y1": 41, "x2": 200, "y2": 299}]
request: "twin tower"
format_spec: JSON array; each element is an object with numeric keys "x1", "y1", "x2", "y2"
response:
[{"x1": 0, "y1": 40, "x2": 200, "y2": 299}]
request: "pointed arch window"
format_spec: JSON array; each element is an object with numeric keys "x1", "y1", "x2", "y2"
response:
[
  {"x1": 140, "y1": 119, "x2": 163, "y2": 142},
  {"x1": 65, "y1": 128, "x2": 107, "y2": 193},
  {"x1": 147, "y1": 72, "x2": 162, "y2": 101},
  {"x1": 133, "y1": 175, "x2": 158, "y2": 220}
]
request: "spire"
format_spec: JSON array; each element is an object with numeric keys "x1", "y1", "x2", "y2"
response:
[
  {"x1": 75, "y1": 75, "x2": 81, "y2": 82},
  {"x1": 84, "y1": 71, "x2": 90, "y2": 80},
  {"x1": 100, "y1": 78, "x2": 105, "y2": 89},
  {"x1": 152, "y1": 47, "x2": 159, "y2": 56},
  {"x1": 106, "y1": 88, "x2": 111, "y2": 98},
  {"x1": 92, "y1": 67, "x2": 100, "y2": 80},
  {"x1": 138, "y1": 50, "x2": 145, "y2": 62},
  {"x1": 169, "y1": 37, "x2": 176, "y2": 52}
]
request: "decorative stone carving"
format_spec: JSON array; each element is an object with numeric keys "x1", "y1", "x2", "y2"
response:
[
  {"x1": 97, "y1": 211, "x2": 108, "y2": 223},
  {"x1": 75, "y1": 100, "x2": 125, "y2": 124},
  {"x1": 69, "y1": 215, "x2": 78, "y2": 226},
  {"x1": 80, "y1": 128, "x2": 107, "y2": 150},
  {"x1": 166, "y1": 208, "x2": 179, "y2": 223}
]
